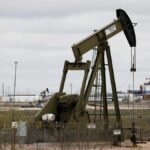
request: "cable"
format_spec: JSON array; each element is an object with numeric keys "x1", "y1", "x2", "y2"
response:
[
  {"x1": 130, "y1": 47, "x2": 136, "y2": 123},
  {"x1": 132, "y1": 69, "x2": 135, "y2": 122}
]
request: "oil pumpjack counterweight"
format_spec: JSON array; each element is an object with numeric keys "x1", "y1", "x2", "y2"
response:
[{"x1": 35, "y1": 9, "x2": 136, "y2": 129}]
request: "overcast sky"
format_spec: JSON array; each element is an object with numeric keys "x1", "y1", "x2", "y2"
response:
[{"x1": 0, "y1": 0, "x2": 149, "y2": 95}]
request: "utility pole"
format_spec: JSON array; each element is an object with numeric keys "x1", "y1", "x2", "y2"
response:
[
  {"x1": 2, "y1": 83, "x2": 4, "y2": 96},
  {"x1": 12, "y1": 61, "x2": 18, "y2": 150},
  {"x1": 13, "y1": 61, "x2": 18, "y2": 121}
]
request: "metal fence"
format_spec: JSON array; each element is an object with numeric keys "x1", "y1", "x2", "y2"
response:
[{"x1": 0, "y1": 122, "x2": 148, "y2": 150}]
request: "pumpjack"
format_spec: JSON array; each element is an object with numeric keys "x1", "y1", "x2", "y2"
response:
[{"x1": 35, "y1": 9, "x2": 136, "y2": 130}]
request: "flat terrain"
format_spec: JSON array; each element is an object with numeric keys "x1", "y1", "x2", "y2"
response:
[
  {"x1": 0, "y1": 100, "x2": 150, "y2": 149},
  {"x1": 1, "y1": 141, "x2": 150, "y2": 150}
]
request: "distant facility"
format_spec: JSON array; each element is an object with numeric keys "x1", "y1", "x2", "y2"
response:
[{"x1": 0, "y1": 95, "x2": 40, "y2": 102}]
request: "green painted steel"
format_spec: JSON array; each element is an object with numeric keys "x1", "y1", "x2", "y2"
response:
[{"x1": 35, "y1": 9, "x2": 136, "y2": 130}]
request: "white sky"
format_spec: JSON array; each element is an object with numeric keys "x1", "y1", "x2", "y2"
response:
[{"x1": 0, "y1": 0, "x2": 149, "y2": 95}]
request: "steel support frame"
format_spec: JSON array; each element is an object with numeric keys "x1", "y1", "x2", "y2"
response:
[{"x1": 105, "y1": 43, "x2": 121, "y2": 124}]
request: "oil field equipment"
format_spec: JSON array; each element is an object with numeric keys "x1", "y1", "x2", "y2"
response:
[{"x1": 35, "y1": 9, "x2": 136, "y2": 130}]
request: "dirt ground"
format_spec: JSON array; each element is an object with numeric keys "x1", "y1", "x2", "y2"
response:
[
  {"x1": 105, "y1": 141, "x2": 150, "y2": 150},
  {"x1": 1, "y1": 141, "x2": 150, "y2": 150}
]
